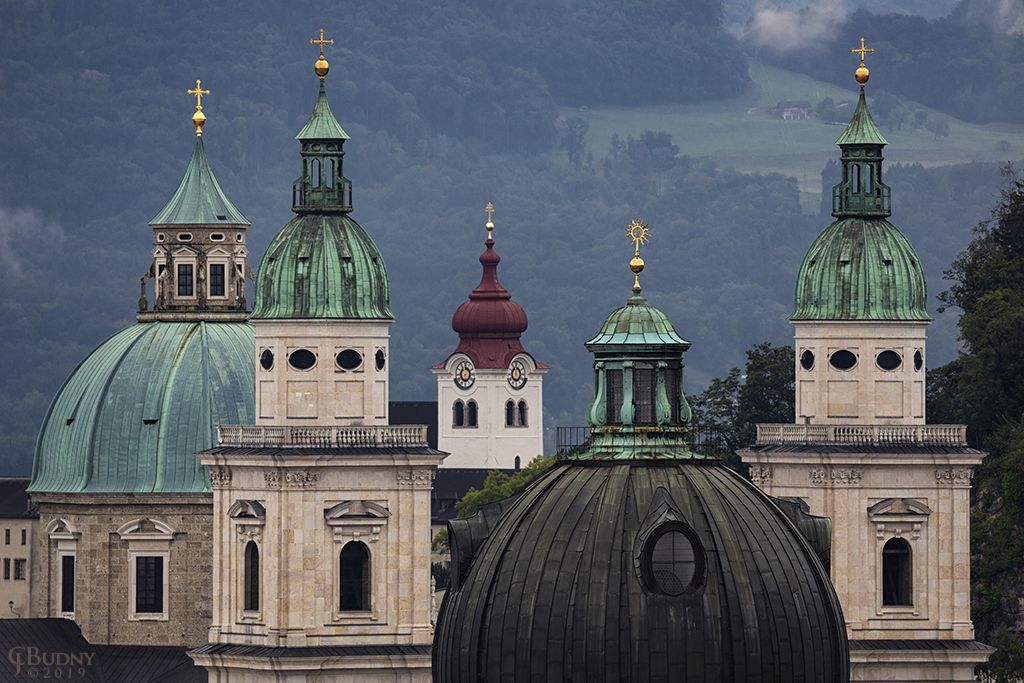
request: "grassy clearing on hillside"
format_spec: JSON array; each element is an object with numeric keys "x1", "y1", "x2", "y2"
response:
[{"x1": 564, "y1": 63, "x2": 1024, "y2": 212}]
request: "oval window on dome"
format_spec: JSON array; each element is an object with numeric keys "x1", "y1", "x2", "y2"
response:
[
  {"x1": 336, "y1": 349, "x2": 362, "y2": 370},
  {"x1": 643, "y1": 524, "x2": 702, "y2": 596},
  {"x1": 914, "y1": 350, "x2": 923, "y2": 371},
  {"x1": 829, "y1": 350, "x2": 857, "y2": 371},
  {"x1": 800, "y1": 350, "x2": 815, "y2": 371},
  {"x1": 260, "y1": 349, "x2": 274, "y2": 370},
  {"x1": 876, "y1": 350, "x2": 902, "y2": 371},
  {"x1": 289, "y1": 349, "x2": 316, "y2": 370}
]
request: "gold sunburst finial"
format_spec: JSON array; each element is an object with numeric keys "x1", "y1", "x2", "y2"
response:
[
  {"x1": 311, "y1": 28, "x2": 334, "y2": 79},
  {"x1": 188, "y1": 80, "x2": 210, "y2": 136},
  {"x1": 625, "y1": 219, "x2": 650, "y2": 289},
  {"x1": 485, "y1": 202, "x2": 495, "y2": 239},
  {"x1": 852, "y1": 38, "x2": 873, "y2": 87}
]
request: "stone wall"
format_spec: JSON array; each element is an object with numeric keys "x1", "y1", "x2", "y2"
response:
[{"x1": 31, "y1": 493, "x2": 212, "y2": 647}]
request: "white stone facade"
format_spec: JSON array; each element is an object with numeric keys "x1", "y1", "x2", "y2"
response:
[
  {"x1": 432, "y1": 352, "x2": 546, "y2": 469},
  {"x1": 794, "y1": 321, "x2": 927, "y2": 425},
  {"x1": 255, "y1": 319, "x2": 391, "y2": 426}
]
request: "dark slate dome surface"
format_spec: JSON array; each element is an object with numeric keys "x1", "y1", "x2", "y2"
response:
[
  {"x1": 29, "y1": 321, "x2": 255, "y2": 494},
  {"x1": 434, "y1": 460, "x2": 849, "y2": 683},
  {"x1": 251, "y1": 213, "x2": 392, "y2": 320}
]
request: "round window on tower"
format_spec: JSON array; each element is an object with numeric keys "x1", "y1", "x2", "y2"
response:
[
  {"x1": 829, "y1": 350, "x2": 857, "y2": 371},
  {"x1": 914, "y1": 350, "x2": 923, "y2": 371},
  {"x1": 641, "y1": 523, "x2": 703, "y2": 596},
  {"x1": 800, "y1": 350, "x2": 815, "y2": 371},
  {"x1": 260, "y1": 349, "x2": 274, "y2": 370},
  {"x1": 288, "y1": 349, "x2": 316, "y2": 370},
  {"x1": 375, "y1": 349, "x2": 386, "y2": 371},
  {"x1": 876, "y1": 350, "x2": 902, "y2": 371},
  {"x1": 336, "y1": 349, "x2": 362, "y2": 370}
]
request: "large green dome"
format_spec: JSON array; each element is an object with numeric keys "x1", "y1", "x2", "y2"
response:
[
  {"x1": 586, "y1": 288, "x2": 691, "y2": 352},
  {"x1": 29, "y1": 322, "x2": 254, "y2": 494},
  {"x1": 792, "y1": 217, "x2": 930, "y2": 321},
  {"x1": 251, "y1": 213, "x2": 392, "y2": 320}
]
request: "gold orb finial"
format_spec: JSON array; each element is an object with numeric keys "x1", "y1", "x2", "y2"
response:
[
  {"x1": 852, "y1": 38, "x2": 873, "y2": 86},
  {"x1": 625, "y1": 219, "x2": 650, "y2": 289},
  {"x1": 188, "y1": 80, "x2": 210, "y2": 136},
  {"x1": 312, "y1": 28, "x2": 334, "y2": 80},
  {"x1": 485, "y1": 202, "x2": 495, "y2": 239}
]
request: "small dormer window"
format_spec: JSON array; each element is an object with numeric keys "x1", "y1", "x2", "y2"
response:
[
  {"x1": 177, "y1": 233, "x2": 192, "y2": 242},
  {"x1": 216, "y1": 215, "x2": 228, "y2": 221}
]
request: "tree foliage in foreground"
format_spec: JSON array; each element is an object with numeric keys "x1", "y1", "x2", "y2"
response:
[
  {"x1": 931, "y1": 165, "x2": 1024, "y2": 677},
  {"x1": 690, "y1": 342, "x2": 794, "y2": 473}
]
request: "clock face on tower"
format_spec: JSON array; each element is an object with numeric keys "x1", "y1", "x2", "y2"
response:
[
  {"x1": 454, "y1": 360, "x2": 475, "y2": 389},
  {"x1": 507, "y1": 360, "x2": 527, "y2": 389}
]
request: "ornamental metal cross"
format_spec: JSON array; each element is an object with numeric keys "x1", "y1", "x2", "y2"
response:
[
  {"x1": 188, "y1": 80, "x2": 209, "y2": 110},
  {"x1": 311, "y1": 28, "x2": 333, "y2": 59},
  {"x1": 852, "y1": 38, "x2": 873, "y2": 65},
  {"x1": 485, "y1": 202, "x2": 495, "y2": 237}
]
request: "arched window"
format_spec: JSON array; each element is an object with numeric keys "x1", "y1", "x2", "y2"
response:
[
  {"x1": 244, "y1": 541, "x2": 259, "y2": 612},
  {"x1": 327, "y1": 159, "x2": 335, "y2": 188},
  {"x1": 852, "y1": 164, "x2": 860, "y2": 193},
  {"x1": 882, "y1": 537, "x2": 912, "y2": 606},
  {"x1": 311, "y1": 159, "x2": 321, "y2": 188},
  {"x1": 518, "y1": 400, "x2": 527, "y2": 427},
  {"x1": 339, "y1": 542, "x2": 370, "y2": 611},
  {"x1": 467, "y1": 400, "x2": 478, "y2": 427},
  {"x1": 514, "y1": 456, "x2": 521, "y2": 470},
  {"x1": 454, "y1": 401, "x2": 465, "y2": 427},
  {"x1": 506, "y1": 400, "x2": 516, "y2": 427}
]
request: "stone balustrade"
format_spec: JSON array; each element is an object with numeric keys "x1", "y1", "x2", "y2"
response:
[
  {"x1": 217, "y1": 424, "x2": 430, "y2": 448},
  {"x1": 755, "y1": 423, "x2": 967, "y2": 446}
]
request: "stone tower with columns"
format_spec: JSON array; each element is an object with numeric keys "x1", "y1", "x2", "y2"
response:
[
  {"x1": 190, "y1": 33, "x2": 445, "y2": 682},
  {"x1": 740, "y1": 43, "x2": 993, "y2": 682}
]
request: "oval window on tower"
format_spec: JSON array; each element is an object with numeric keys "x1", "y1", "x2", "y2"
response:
[
  {"x1": 260, "y1": 349, "x2": 274, "y2": 370},
  {"x1": 289, "y1": 349, "x2": 316, "y2": 370},
  {"x1": 876, "y1": 350, "x2": 902, "y2": 371},
  {"x1": 829, "y1": 350, "x2": 857, "y2": 371},
  {"x1": 800, "y1": 350, "x2": 815, "y2": 371},
  {"x1": 336, "y1": 349, "x2": 362, "y2": 370},
  {"x1": 914, "y1": 350, "x2": 923, "y2": 371},
  {"x1": 376, "y1": 349, "x2": 386, "y2": 371}
]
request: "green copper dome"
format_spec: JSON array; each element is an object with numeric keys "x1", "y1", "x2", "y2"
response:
[
  {"x1": 792, "y1": 85, "x2": 929, "y2": 321},
  {"x1": 585, "y1": 287, "x2": 691, "y2": 352},
  {"x1": 150, "y1": 137, "x2": 248, "y2": 226},
  {"x1": 29, "y1": 322, "x2": 255, "y2": 494},
  {"x1": 251, "y1": 213, "x2": 392, "y2": 319},
  {"x1": 792, "y1": 218, "x2": 930, "y2": 321}
]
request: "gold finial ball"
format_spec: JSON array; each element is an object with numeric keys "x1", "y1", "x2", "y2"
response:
[
  {"x1": 855, "y1": 65, "x2": 869, "y2": 85},
  {"x1": 630, "y1": 255, "x2": 645, "y2": 275},
  {"x1": 192, "y1": 109, "x2": 206, "y2": 134},
  {"x1": 315, "y1": 58, "x2": 330, "y2": 78}
]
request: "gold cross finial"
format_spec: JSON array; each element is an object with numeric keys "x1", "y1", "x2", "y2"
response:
[
  {"x1": 312, "y1": 29, "x2": 333, "y2": 79},
  {"x1": 188, "y1": 80, "x2": 210, "y2": 136},
  {"x1": 485, "y1": 202, "x2": 495, "y2": 238},
  {"x1": 625, "y1": 219, "x2": 650, "y2": 290},
  {"x1": 852, "y1": 38, "x2": 873, "y2": 86}
]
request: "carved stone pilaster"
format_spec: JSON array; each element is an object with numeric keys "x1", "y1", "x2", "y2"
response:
[
  {"x1": 809, "y1": 468, "x2": 862, "y2": 486},
  {"x1": 209, "y1": 466, "x2": 232, "y2": 488},
  {"x1": 750, "y1": 466, "x2": 773, "y2": 486}
]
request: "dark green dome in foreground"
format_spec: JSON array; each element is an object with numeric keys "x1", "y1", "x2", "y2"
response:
[
  {"x1": 435, "y1": 279, "x2": 849, "y2": 682},
  {"x1": 434, "y1": 462, "x2": 849, "y2": 682},
  {"x1": 29, "y1": 322, "x2": 254, "y2": 494},
  {"x1": 251, "y1": 213, "x2": 392, "y2": 319}
]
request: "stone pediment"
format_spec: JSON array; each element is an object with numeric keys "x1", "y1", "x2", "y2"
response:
[
  {"x1": 116, "y1": 518, "x2": 177, "y2": 541},
  {"x1": 228, "y1": 500, "x2": 266, "y2": 519},
  {"x1": 867, "y1": 498, "x2": 932, "y2": 516},
  {"x1": 325, "y1": 501, "x2": 391, "y2": 520}
]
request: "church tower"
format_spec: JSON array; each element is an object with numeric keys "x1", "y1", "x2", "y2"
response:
[
  {"x1": 190, "y1": 33, "x2": 444, "y2": 683},
  {"x1": 740, "y1": 43, "x2": 992, "y2": 682},
  {"x1": 431, "y1": 208, "x2": 549, "y2": 469}
]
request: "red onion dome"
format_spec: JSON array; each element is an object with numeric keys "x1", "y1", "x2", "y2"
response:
[{"x1": 450, "y1": 237, "x2": 529, "y2": 368}]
